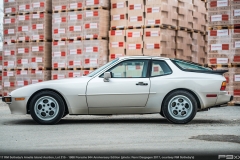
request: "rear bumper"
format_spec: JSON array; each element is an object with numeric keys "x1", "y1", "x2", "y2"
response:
[{"x1": 215, "y1": 92, "x2": 233, "y2": 106}]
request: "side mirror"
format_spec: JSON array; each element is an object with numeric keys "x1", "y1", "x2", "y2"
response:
[{"x1": 104, "y1": 72, "x2": 112, "y2": 82}]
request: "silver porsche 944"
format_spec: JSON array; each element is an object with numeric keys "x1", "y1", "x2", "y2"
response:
[{"x1": 2, "y1": 56, "x2": 233, "y2": 124}]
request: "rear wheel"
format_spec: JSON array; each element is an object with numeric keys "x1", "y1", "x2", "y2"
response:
[
  {"x1": 162, "y1": 90, "x2": 197, "y2": 124},
  {"x1": 29, "y1": 91, "x2": 65, "y2": 125}
]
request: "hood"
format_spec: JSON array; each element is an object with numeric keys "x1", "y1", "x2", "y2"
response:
[{"x1": 10, "y1": 76, "x2": 92, "y2": 96}]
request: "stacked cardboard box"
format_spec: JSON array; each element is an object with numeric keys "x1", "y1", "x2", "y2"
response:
[
  {"x1": 143, "y1": 28, "x2": 176, "y2": 58},
  {"x1": 3, "y1": 0, "x2": 52, "y2": 96},
  {"x1": 207, "y1": 0, "x2": 240, "y2": 104},
  {"x1": 51, "y1": 0, "x2": 110, "y2": 80},
  {"x1": 0, "y1": 51, "x2": 2, "y2": 96}
]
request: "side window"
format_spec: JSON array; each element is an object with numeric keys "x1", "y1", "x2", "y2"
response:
[
  {"x1": 151, "y1": 60, "x2": 172, "y2": 77},
  {"x1": 106, "y1": 60, "x2": 149, "y2": 78}
]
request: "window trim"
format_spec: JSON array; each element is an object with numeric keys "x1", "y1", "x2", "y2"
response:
[
  {"x1": 99, "y1": 59, "x2": 151, "y2": 78},
  {"x1": 150, "y1": 60, "x2": 173, "y2": 78}
]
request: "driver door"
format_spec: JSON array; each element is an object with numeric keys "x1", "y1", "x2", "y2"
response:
[{"x1": 86, "y1": 59, "x2": 150, "y2": 108}]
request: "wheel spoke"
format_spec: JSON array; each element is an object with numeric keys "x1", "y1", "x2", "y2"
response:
[
  {"x1": 168, "y1": 95, "x2": 193, "y2": 120},
  {"x1": 34, "y1": 96, "x2": 59, "y2": 121}
]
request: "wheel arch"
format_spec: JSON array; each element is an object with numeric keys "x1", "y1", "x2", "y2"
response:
[
  {"x1": 160, "y1": 88, "x2": 202, "y2": 112},
  {"x1": 26, "y1": 89, "x2": 69, "y2": 115}
]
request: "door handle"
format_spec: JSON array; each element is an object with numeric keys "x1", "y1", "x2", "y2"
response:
[{"x1": 136, "y1": 82, "x2": 148, "y2": 86}]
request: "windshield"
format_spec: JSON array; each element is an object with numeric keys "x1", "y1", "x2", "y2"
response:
[
  {"x1": 87, "y1": 58, "x2": 119, "y2": 77},
  {"x1": 172, "y1": 59, "x2": 212, "y2": 71}
]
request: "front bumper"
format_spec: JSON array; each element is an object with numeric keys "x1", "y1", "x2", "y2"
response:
[
  {"x1": 2, "y1": 96, "x2": 28, "y2": 115},
  {"x1": 2, "y1": 96, "x2": 12, "y2": 104}
]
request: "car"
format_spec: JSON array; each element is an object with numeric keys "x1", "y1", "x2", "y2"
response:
[{"x1": 2, "y1": 56, "x2": 233, "y2": 125}]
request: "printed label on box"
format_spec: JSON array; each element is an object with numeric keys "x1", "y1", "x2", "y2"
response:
[
  {"x1": 211, "y1": 15, "x2": 222, "y2": 22},
  {"x1": 89, "y1": 59, "x2": 98, "y2": 65},
  {"x1": 5, "y1": 8, "x2": 12, "y2": 13},
  {"x1": 234, "y1": 9, "x2": 240, "y2": 16},
  {"x1": 111, "y1": 30, "x2": 124, "y2": 36},
  {"x1": 110, "y1": 54, "x2": 123, "y2": 59},
  {"x1": 32, "y1": 80, "x2": 39, "y2": 84},
  {"x1": 53, "y1": 41, "x2": 66, "y2": 46},
  {"x1": 18, "y1": 48, "x2": 25, "y2": 54},
  {"x1": 86, "y1": 47, "x2": 98, "y2": 52},
  {"x1": 128, "y1": 44, "x2": 141, "y2": 49},
  {"x1": 129, "y1": 16, "x2": 142, "y2": 22},
  {"x1": 128, "y1": 65, "x2": 136, "y2": 70},
  {"x1": 114, "y1": 2, "x2": 124, "y2": 8},
  {"x1": 32, "y1": 2, "x2": 44, "y2": 8},
  {"x1": 20, "y1": 71, "x2": 28, "y2": 75},
  {"x1": 5, "y1": 0, "x2": 15, "y2": 2},
  {"x1": 4, "y1": 18, "x2": 15, "y2": 24},
  {"x1": 147, "y1": 7, "x2": 160, "y2": 13},
  {"x1": 113, "y1": 15, "x2": 124, "y2": 20},
  {"x1": 86, "y1": 11, "x2": 97, "y2": 17},
  {"x1": 128, "y1": 32, "x2": 141, "y2": 37},
  {"x1": 235, "y1": 75, "x2": 240, "y2": 81},
  {"x1": 6, "y1": 71, "x2": 14, "y2": 76},
  {"x1": 86, "y1": 0, "x2": 99, "y2": 5},
  {"x1": 20, "y1": 59, "x2": 28, "y2": 64},
  {"x1": 217, "y1": 30, "x2": 229, "y2": 36},
  {"x1": 235, "y1": 41, "x2": 240, "y2": 48},
  {"x1": 217, "y1": 58, "x2": 228, "y2": 64},
  {"x1": 70, "y1": 49, "x2": 82, "y2": 55},
  {"x1": 33, "y1": 24, "x2": 44, "y2": 30},
  {"x1": 4, "y1": 82, "x2": 10, "y2": 87},
  {"x1": 21, "y1": 26, "x2": 29, "y2": 32},
  {"x1": 217, "y1": 0, "x2": 228, "y2": 7},
  {"x1": 58, "y1": 29, "x2": 66, "y2": 34},
  {"x1": 57, "y1": 74, "x2": 65, "y2": 79},
  {"x1": 7, "y1": 29, "x2": 14, "y2": 34},
  {"x1": 69, "y1": 26, "x2": 81, "y2": 31},
  {"x1": 35, "y1": 57, "x2": 43, "y2": 62},
  {"x1": 70, "y1": 3, "x2": 82, "y2": 9},
  {"x1": 129, "y1": 4, "x2": 142, "y2": 10},
  {"x1": 211, "y1": 44, "x2": 222, "y2": 51},
  {"x1": 32, "y1": 14, "x2": 44, "y2": 19},
  {"x1": 111, "y1": 42, "x2": 124, "y2": 48},
  {"x1": 4, "y1": 61, "x2": 15, "y2": 66},
  {"x1": 18, "y1": 15, "x2": 29, "y2": 21},
  {"x1": 146, "y1": 44, "x2": 154, "y2": 49},
  {"x1": 85, "y1": 23, "x2": 98, "y2": 29}
]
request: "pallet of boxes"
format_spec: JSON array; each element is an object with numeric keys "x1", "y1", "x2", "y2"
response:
[
  {"x1": 3, "y1": 0, "x2": 52, "y2": 96},
  {"x1": 207, "y1": 0, "x2": 240, "y2": 105},
  {"x1": 51, "y1": 0, "x2": 110, "y2": 80},
  {"x1": 109, "y1": 0, "x2": 207, "y2": 66}
]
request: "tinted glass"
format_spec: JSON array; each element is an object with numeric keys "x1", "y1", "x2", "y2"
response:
[
  {"x1": 106, "y1": 60, "x2": 149, "y2": 78},
  {"x1": 151, "y1": 60, "x2": 172, "y2": 77},
  {"x1": 172, "y1": 59, "x2": 211, "y2": 71}
]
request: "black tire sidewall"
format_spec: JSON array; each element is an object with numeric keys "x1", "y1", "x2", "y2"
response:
[
  {"x1": 29, "y1": 91, "x2": 65, "y2": 125},
  {"x1": 162, "y1": 90, "x2": 197, "y2": 124}
]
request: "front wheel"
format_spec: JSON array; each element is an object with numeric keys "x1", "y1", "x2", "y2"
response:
[
  {"x1": 162, "y1": 90, "x2": 197, "y2": 124},
  {"x1": 29, "y1": 91, "x2": 65, "y2": 125}
]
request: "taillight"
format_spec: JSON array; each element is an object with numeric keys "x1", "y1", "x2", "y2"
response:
[{"x1": 220, "y1": 81, "x2": 227, "y2": 91}]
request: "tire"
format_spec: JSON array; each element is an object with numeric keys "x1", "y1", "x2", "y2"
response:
[
  {"x1": 162, "y1": 90, "x2": 197, "y2": 124},
  {"x1": 29, "y1": 91, "x2": 65, "y2": 125},
  {"x1": 160, "y1": 110, "x2": 165, "y2": 117}
]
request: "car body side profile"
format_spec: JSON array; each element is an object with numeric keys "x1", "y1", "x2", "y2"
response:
[{"x1": 2, "y1": 56, "x2": 233, "y2": 124}]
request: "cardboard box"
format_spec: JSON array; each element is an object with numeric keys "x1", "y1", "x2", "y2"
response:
[
  {"x1": 68, "y1": 11, "x2": 83, "y2": 40},
  {"x1": 109, "y1": 48, "x2": 125, "y2": 61},
  {"x1": 52, "y1": 0, "x2": 68, "y2": 11},
  {"x1": 111, "y1": 0, "x2": 127, "y2": 14},
  {"x1": 52, "y1": 12, "x2": 68, "y2": 40},
  {"x1": 29, "y1": 70, "x2": 51, "y2": 84},
  {"x1": 67, "y1": 40, "x2": 84, "y2": 69},
  {"x1": 3, "y1": 43, "x2": 16, "y2": 70},
  {"x1": 126, "y1": 29, "x2": 143, "y2": 42},
  {"x1": 83, "y1": 9, "x2": 110, "y2": 38},
  {"x1": 30, "y1": 42, "x2": 52, "y2": 69},
  {"x1": 31, "y1": 13, "x2": 52, "y2": 41},
  {"x1": 17, "y1": 15, "x2": 31, "y2": 41},
  {"x1": 208, "y1": 10, "x2": 231, "y2": 26},
  {"x1": 4, "y1": 0, "x2": 17, "y2": 15},
  {"x1": 109, "y1": 30, "x2": 125, "y2": 42},
  {"x1": 18, "y1": 0, "x2": 32, "y2": 13},
  {"x1": 85, "y1": 0, "x2": 110, "y2": 9},
  {"x1": 128, "y1": 12, "x2": 144, "y2": 28},
  {"x1": 126, "y1": 42, "x2": 143, "y2": 56},
  {"x1": 111, "y1": 9, "x2": 127, "y2": 29},
  {"x1": 68, "y1": 0, "x2": 84, "y2": 10},
  {"x1": 32, "y1": 0, "x2": 52, "y2": 12},
  {"x1": 52, "y1": 41, "x2": 67, "y2": 68},
  {"x1": 4, "y1": 16, "x2": 17, "y2": 43}
]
